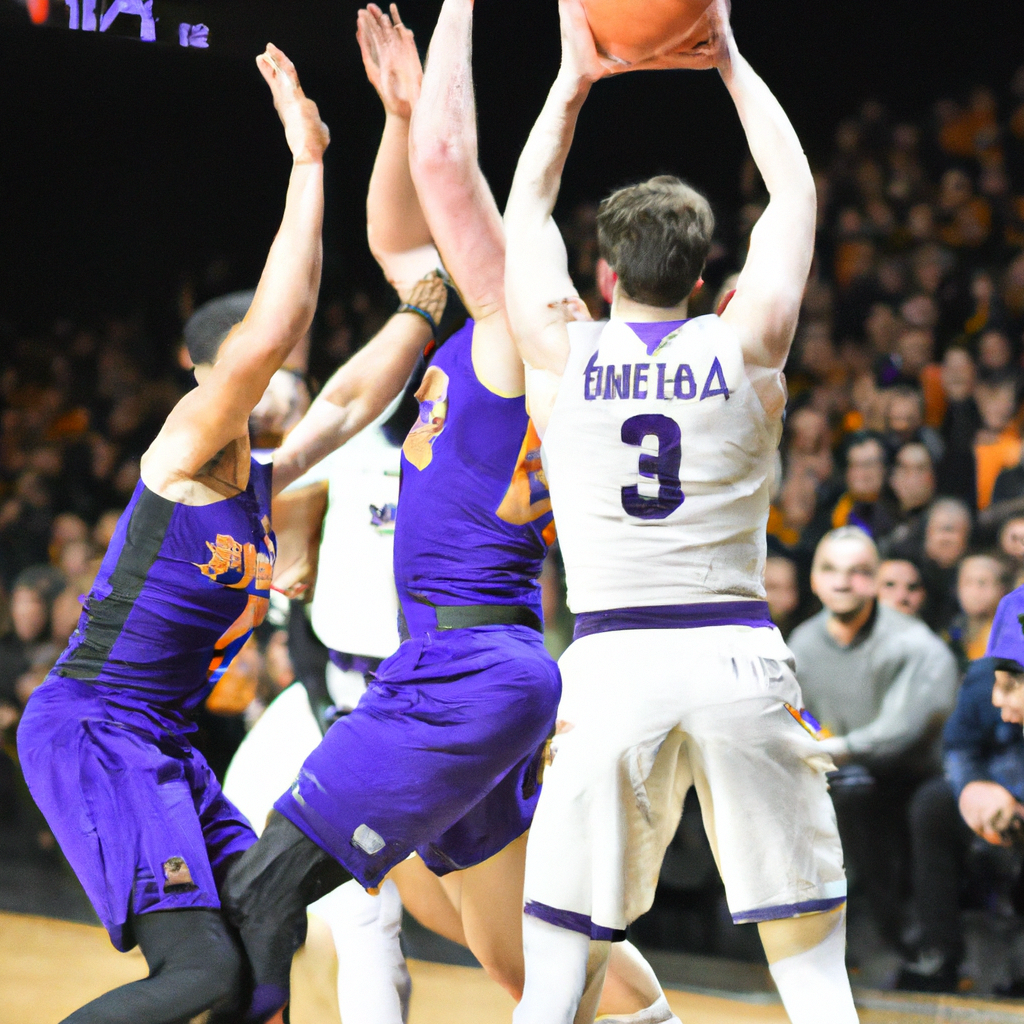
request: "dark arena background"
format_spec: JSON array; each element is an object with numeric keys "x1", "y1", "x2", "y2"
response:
[{"x1": 4, "y1": 0, "x2": 1024, "y2": 1021}]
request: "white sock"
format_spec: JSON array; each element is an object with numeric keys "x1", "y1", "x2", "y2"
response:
[
  {"x1": 313, "y1": 878, "x2": 411, "y2": 1024},
  {"x1": 596, "y1": 994, "x2": 679, "y2": 1023},
  {"x1": 768, "y1": 914, "x2": 858, "y2": 1024},
  {"x1": 513, "y1": 914, "x2": 593, "y2": 1024}
]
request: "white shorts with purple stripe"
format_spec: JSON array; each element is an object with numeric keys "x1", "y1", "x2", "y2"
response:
[{"x1": 523, "y1": 603, "x2": 846, "y2": 940}]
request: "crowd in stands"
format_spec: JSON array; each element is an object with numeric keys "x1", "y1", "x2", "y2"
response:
[{"x1": 3, "y1": 62, "x2": 1024, "y2": 996}]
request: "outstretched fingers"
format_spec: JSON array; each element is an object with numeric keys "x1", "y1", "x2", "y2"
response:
[{"x1": 256, "y1": 45, "x2": 330, "y2": 163}]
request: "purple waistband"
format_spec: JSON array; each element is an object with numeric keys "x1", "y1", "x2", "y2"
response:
[
  {"x1": 573, "y1": 601, "x2": 773, "y2": 641},
  {"x1": 327, "y1": 650, "x2": 383, "y2": 676}
]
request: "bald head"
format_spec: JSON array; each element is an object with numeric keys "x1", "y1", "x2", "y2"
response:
[{"x1": 811, "y1": 527, "x2": 880, "y2": 619}]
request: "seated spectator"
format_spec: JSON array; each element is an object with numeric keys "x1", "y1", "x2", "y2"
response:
[
  {"x1": 937, "y1": 347, "x2": 980, "y2": 505},
  {"x1": 883, "y1": 386, "x2": 944, "y2": 465},
  {"x1": 973, "y1": 375, "x2": 1022, "y2": 512},
  {"x1": 767, "y1": 470, "x2": 818, "y2": 557},
  {"x1": 789, "y1": 527, "x2": 959, "y2": 949},
  {"x1": 901, "y1": 656, "x2": 1024, "y2": 992},
  {"x1": 945, "y1": 553, "x2": 1011, "y2": 670},
  {"x1": 826, "y1": 433, "x2": 889, "y2": 536},
  {"x1": 763, "y1": 553, "x2": 804, "y2": 638},
  {"x1": 909, "y1": 498, "x2": 973, "y2": 632},
  {"x1": 976, "y1": 328, "x2": 1017, "y2": 380},
  {"x1": 877, "y1": 557, "x2": 927, "y2": 617},
  {"x1": 877, "y1": 440, "x2": 937, "y2": 548},
  {"x1": 998, "y1": 515, "x2": 1024, "y2": 570}
]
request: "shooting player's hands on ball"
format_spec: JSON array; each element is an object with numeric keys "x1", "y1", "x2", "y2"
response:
[
  {"x1": 357, "y1": 4, "x2": 423, "y2": 119},
  {"x1": 257, "y1": 44, "x2": 330, "y2": 165},
  {"x1": 557, "y1": 0, "x2": 615, "y2": 83}
]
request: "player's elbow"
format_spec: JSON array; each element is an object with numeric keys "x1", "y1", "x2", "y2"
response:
[{"x1": 409, "y1": 123, "x2": 476, "y2": 183}]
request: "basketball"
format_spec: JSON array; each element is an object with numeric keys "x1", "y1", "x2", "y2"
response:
[{"x1": 581, "y1": 0, "x2": 715, "y2": 66}]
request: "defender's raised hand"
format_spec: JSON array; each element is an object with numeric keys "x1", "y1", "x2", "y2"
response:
[
  {"x1": 357, "y1": 4, "x2": 423, "y2": 119},
  {"x1": 256, "y1": 44, "x2": 330, "y2": 164}
]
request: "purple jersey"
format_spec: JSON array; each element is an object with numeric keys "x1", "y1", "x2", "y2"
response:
[
  {"x1": 394, "y1": 321, "x2": 554, "y2": 633},
  {"x1": 51, "y1": 458, "x2": 275, "y2": 731}
]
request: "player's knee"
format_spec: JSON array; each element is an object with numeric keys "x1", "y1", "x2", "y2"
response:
[{"x1": 474, "y1": 948, "x2": 525, "y2": 1001}]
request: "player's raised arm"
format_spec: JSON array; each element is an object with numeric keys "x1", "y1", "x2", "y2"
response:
[
  {"x1": 272, "y1": 270, "x2": 445, "y2": 494},
  {"x1": 409, "y1": 0, "x2": 520, "y2": 396},
  {"x1": 273, "y1": 9, "x2": 445, "y2": 495},
  {"x1": 359, "y1": 3, "x2": 440, "y2": 295},
  {"x1": 709, "y1": 0, "x2": 816, "y2": 370},
  {"x1": 142, "y1": 45, "x2": 329, "y2": 493},
  {"x1": 504, "y1": 0, "x2": 605, "y2": 393}
]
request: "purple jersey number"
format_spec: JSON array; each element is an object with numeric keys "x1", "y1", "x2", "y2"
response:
[{"x1": 620, "y1": 414, "x2": 684, "y2": 520}]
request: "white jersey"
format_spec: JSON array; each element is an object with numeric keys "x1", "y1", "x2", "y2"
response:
[
  {"x1": 288, "y1": 419, "x2": 401, "y2": 659},
  {"x1": 543, "y1": 315, "x2": 781, "y2": 613}
]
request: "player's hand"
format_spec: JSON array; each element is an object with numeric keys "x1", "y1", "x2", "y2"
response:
[
  {"x1": 256, "y1": 44, "x2": 330, "y2": 165},
  {"x1": 628, "y1": 0, "x2": 734, "y2": 74},
  {"x1": 557, "y1": 0, "x2": 615, "y2": 83},
  {"x1": 357, "y1": 4, "x2": 422, "y2": 119},
  {"x1": 959, "y1": 780, "x2": 1024, "y2": 846}
]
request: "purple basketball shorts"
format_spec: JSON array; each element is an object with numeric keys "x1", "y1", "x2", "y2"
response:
[
  {"x1": 274, "y1": 624, "x2": 561, "y2": 889},
  {"x1": 17, "y1": 678, "x2": 256, "y2": 951}
]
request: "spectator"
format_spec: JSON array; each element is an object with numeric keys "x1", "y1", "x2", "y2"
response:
[
  {"x1": 763, "y1": 554, "x2": 804, "y2": 638},
  {"x1": 789, "y1": 527, "x2": 959, "y2": 948},
  {"x1": 883, "y1": 387, "x2": 944, "y2": 465},
  {"x1": 825, "y1": 433, "x2": 888, "y2": 536},
  {"x1": 945, "y1": 554, "x2": 1011, "y2": 669},
  {"x1": 911, "y1": 498, "x2": 974, "y2": 632},
  {"x1": 877, "y1": 440, "x2": 937, "y2": 548},
  {"x1": 973, "y1": 376, "x2": 1021, "y2": 511},
  {"x1": 998, "y1": 515, "x2": 1024, "y2": 570},
  {"x1": 877, "y1": 557, "x2": 927, "y2": 617},
  {"x1": 901, "y1": 657, "x2": 1024, "y2": 992}
]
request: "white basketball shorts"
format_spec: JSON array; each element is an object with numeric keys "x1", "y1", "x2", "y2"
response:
[{"x1": 522, "y1": 623, "x2": 846, "y2": 939}]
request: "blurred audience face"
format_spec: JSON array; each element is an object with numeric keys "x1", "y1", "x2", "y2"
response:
[
  {"x1": 924, "y1": 502, "x2": 971, "y2": 568},
  {"x1": 897, "y1": 327, "x2": 934, "y2": 378},
  {"x1": 877, "y1": 559, "x2": 926, "y2": 617},
  {"x1": 846, "y1": 438, "x2": 886, "y2": 501},
  {"x1": 811, "y1": 534, "x2": 879, "y2": 618},
  {"x1": 889, "y1": 442, "x2": 936, "y2": 512},
  {"x1": 51, "y1": 588, "x2": 83, "y2": 646},
  {"x1": 941, "y1": 347, "x2": 977, "y2": 402},
  {"x1": 51, "y1": 513, "x2": 88, "y2": 552},
  {"x1": 764, "y1": 556, "x2": 800, "y2": 624},
  {"x1": 957, "y1": 555, "x2": 1007, "y2": 620},
  {"x1": 975, "y1": 380, "x2": 1018, "y2": 433},
  {"x1": 992, "y1": 671, "x2": 1024, "y2": 726},
  {"x1": 11, "y1": 586, "x2": 47, "y2": 644},
  {"x1": 59, "y1": 539, "x2": 94, "y2": 579},
  {"x1": 978, "y1": 330, "x2": 1013, "y2": 374},
  {"x1": 886, "y1": 391, "x2": 924, "y2": 442},
  {"x1": 93, "y1": 510, "x2": 122, "y2": 552},
  {"x1": 1000, "y1": 516, "x2": 1024, "y2": 561}
]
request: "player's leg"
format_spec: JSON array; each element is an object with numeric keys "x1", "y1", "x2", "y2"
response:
[
  {"x1": 313, "y1": 879, "x2": 412, "y2": 1024},
  {"x1": 757, "y1": 907, "x2": 853, "y2": 1024},
  {"x1": 679, "y1": 631, "x2": 856, "y2": 1024},
  {"x1": 223, "y1": 811, "x2": 352, "y2": 1020},
  {"x1": 63, "y1": 909, "x2": 245, "y2": 1024},
  {"x1": 390, "y1": 853, "x2": 468, "y2": 946},
  {"x1": 515, "y1": 633, "x2": 687, "y2": 1024}
]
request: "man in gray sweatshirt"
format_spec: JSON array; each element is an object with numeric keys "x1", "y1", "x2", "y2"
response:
[{"x1": 789, "y1": 526, "x2": 958, "y2": 948}]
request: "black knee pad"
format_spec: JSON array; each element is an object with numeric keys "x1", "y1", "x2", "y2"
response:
[{"x1": 222, "y1": 813, "x2": 351, "y2": 1021}]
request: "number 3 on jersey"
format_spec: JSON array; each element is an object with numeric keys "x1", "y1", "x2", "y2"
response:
[{"x1": 621, "y1": 414, "x2": 684, "y2": 520}]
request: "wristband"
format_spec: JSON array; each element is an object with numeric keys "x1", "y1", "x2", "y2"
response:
[{"x1": 397, "y1": 302, "x2": 439, "y2": 338}]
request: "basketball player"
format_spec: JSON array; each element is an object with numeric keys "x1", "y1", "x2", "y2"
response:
[
  {"x1": 15, "y1": 46, "x2": 329, "y2": 1024},
  {"x1": 223, "y1": 5, "x2": 672, "y2": 1022},
  {"x1": 502, "y1": 2, "x2": 857, "y2": 1023}
]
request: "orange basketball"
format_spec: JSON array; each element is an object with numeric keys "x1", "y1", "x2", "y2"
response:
[
  {"x1": 27, "y1": 0, "x2": 49, "y2": 23},
  {"x1": 581, "y1": 0, "x2": 715, "y2": 66}
]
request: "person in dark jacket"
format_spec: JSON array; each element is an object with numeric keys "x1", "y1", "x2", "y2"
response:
[{"x1": 899, "y1": 656, "x2": 1024, "y2": 992}]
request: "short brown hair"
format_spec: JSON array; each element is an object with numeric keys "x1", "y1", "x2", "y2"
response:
[{"x1": 597, "y1": 175, "x2": 714, "y2": 308}]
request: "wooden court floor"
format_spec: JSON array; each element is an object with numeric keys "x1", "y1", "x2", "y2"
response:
[{"x1": 2, "y1": 912, "x2": 1023, "y2": 1024}]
